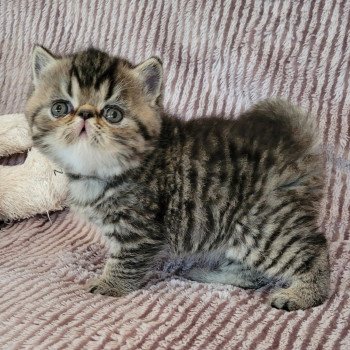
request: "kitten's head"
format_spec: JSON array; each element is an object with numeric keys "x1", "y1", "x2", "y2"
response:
[{"x1": 26, "y1": 46, "x2": 163, "y2": 178}]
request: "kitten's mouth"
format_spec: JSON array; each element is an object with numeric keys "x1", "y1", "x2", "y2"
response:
[{"x1": 78, "y1": 122, "x2": 88, "y2": 138}]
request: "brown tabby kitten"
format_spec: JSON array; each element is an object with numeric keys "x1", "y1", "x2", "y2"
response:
[{"x1": 26, "y1": 46, "x2": 330, "y2": 311}]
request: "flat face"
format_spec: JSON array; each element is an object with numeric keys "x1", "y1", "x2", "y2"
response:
[{"x1": 26, "y1": 48, "x2": 162, "y2": 177}]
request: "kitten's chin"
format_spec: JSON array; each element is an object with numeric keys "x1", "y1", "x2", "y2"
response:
[{"x1": 51, "y1": 141, "x2": 138, "y2": 179}]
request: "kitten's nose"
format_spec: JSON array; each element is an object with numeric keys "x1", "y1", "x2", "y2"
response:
[{"x1": 78, "y1": 109, "x2": 94, "y2": 120}]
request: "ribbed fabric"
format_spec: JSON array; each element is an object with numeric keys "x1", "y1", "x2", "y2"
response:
[
  {"x1": 0, "y1": 0, "x2": 349, "y2": 348},
  {"x1": 0, "y1": 211, "x2": 349, "y2": 349}
]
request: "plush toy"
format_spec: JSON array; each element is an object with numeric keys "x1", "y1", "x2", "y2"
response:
[{"x1": 0, "y1": 113, "x2": 68, "y2": 221}]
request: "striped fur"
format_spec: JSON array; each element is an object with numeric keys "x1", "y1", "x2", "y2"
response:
[{"x1": 27, "y1": 48, "x2": 330, "y2": 310}]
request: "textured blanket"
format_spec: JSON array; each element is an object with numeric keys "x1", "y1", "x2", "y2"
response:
[{"x1": 1, "y1": 0, "x2": 349, "y2": 349}]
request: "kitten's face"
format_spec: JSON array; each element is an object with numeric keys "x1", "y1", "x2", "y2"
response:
[{"x1": 26, "y1": 47, "x2": 163, "y2": 178}]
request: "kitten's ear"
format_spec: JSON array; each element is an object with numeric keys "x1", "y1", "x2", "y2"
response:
[
  {"x1": 134, "y1": 57, "x2": 163, "y2": 102},
  {"x1": 32, "y1": 45, "x2": 57, "y2": 84}
]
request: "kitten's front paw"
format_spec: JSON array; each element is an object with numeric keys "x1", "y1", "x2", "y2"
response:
[{"x1": 85, "y1": 277, "x2": 123, "y2": 297}]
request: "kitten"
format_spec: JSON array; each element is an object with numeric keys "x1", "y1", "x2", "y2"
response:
[{"x1": 26, "y1": 46, "x2": 330, "y2": 311}]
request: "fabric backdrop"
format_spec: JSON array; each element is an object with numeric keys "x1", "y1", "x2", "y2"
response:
[{"x1": 0, "y1": 1, "x2": 349, "y2": 349}]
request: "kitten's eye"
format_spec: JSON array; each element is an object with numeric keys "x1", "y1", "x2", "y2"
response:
[
  {"x1": 103, "y1": 106, "x2": 124, "y2": 124},
  {"x1": 51, "y1": 101, "x2": 72, "y2": 117}
]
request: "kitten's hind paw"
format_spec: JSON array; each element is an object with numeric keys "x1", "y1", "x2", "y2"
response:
[
  {"x1": 270, "y1": 288, "x2": 324, "y2": 311},
  {"x1": 270, "y1": 293, "x2": 300, "y2": 311},
  {"x1": 85, "y1": 277, "x2": 123, "y2": 297}
]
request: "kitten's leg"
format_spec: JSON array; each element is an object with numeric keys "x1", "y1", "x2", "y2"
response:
[
  {"x1": 237, "y1": 232, "x2": 330, "y2": 311},
  {"x1": 186, "y1": 260, "x2": 269, "y2": 289},
  {"x1": 88, "y1": 242, "x2": 161, "y2": 297},
  {"x1": 268, "y1": 242, "x2": 330, "y2": 311}
]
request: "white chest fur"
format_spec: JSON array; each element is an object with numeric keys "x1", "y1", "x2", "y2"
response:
[
  {"x1": 68, "y1": 178, "x2": 122, "y2": 255},
  {"x1": 68, "y1": 177, "x2": 106, "y2": 206}
]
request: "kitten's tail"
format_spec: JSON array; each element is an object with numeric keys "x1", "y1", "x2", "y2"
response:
[{"x1": 249, "y1": 98, "x2": 321, "y2": 155}]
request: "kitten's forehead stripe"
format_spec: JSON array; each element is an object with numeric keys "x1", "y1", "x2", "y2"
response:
[
  {"x1": 106, "y1": 70, "x2": 116, "y2": 101},
  {"x1": 70, "y1": 75, "x2": 81, "y2": 107},
  {"x1": 71, "y1": 48, "x2": 115, "y2": 89},
  {"x1": 72, "y1": 62, "x2": 84, "y2": 88},
  {"x1": 67, "y1": 66, "x2": 74, "y2": 98},
  {"x1": 94, "y1": 59, "x2": 117, "y2": 90}
]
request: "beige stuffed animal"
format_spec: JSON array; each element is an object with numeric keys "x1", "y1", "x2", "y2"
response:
[{"x1": 0, "y1": 113, "x2": 68, "y2": 221}]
